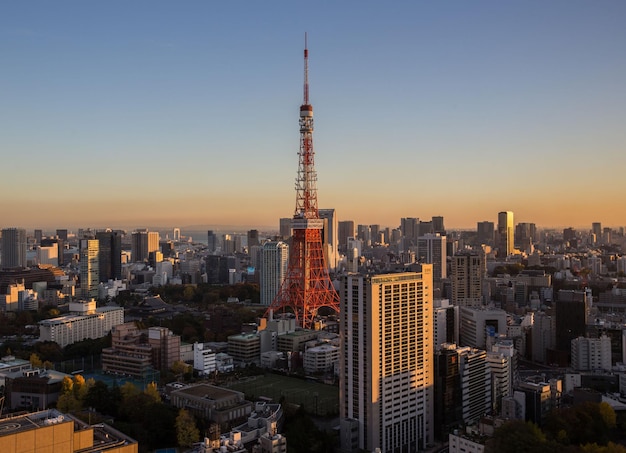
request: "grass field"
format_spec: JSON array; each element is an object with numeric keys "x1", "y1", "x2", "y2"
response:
[{"x1": 228, "y1": 374, "x2": 339, "y2": 416}]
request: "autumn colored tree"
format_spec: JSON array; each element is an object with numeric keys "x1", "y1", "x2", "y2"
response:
[
  {"x1": 144, "y1": 382, "x2": 161, "y2": 403},
  {"x1": 175, "y1": 408, "x2": 200, "y2": 448},
  {"x1": 29, "y1": 353, "x2": 43, "y2": 368}
]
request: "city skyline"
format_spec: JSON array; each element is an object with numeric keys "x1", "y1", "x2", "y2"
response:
[{"x1": 3, "y1": 2, "x2": 626, "y2": 229}]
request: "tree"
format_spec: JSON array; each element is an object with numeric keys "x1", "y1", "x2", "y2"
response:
[
  {"x1": 120, "y1": 381, "x2": 140, "y2": 403},
  {"x1": 144, "y1": 382, "x2": 161, "y2": 403},
  {"x1": 544, "y1": 401, "x2": 616, "y2": 447},
  {"x1": 61, "y1": 376, "x2": 74, "y2": 395},
  {"x1": 171, "y1": 360, "x2": 190, "y2": 378},
  {"x1": 487, "y1": 420, "x2": 551, "y2": 453},
  {"x1": 175, "y1": 408, "x2": 200, "y2": 448},
  {"x1": 72, "y1": 374, "x2": 88, "y2": 400},
  {"x1": 29, "y1": 353, "x2": 43, "y2": 369},
  {"x1": 57, "y1": 393, "x2": 81, "y2": 413}
]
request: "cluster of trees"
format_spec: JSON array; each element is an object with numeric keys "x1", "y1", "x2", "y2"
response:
[
  {"x1": 152, "y1": 282, "x2": 260, "y2": 307},
  {"x1": 282, "y1": 406, "x2": 337, "y2": 453},
  {"x1": 55, "y1": 375, "x2": 199, "y2": 452},
  {"x1": 487, "y1": 402, "x2": 624, "y2": 452}
]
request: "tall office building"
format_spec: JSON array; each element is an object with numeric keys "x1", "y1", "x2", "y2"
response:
[
  {"x1": 207, "y1": 230, "x2": 218, "y2": 253},
  {"x1": 532, "y1": 312, "x2": 555, "y2": 364},
  {"x1": 279, "y1": 218, "x2": 292, "y2": 240},
  {"x1": 432, "y1": 216, "x2": 445, "y2": 235},
  {"x1": 260, "y1": 241, "x2": 289, "y2": 306},
  {"x1": 96, "y1": 230, "x2": 122, "y2": 282},
  {"x1": 34, "y1": 229, "x2": 43, "y2": 245},
  {"x1": 571, "y1": 335, "x2": 611, "y2": 371},
  {"x1": 418, "y1": 220, "x2": 433, "y2": 237},
  {"x1": 55, "y1": 229, "x2": 68, "y2": 242},
  {"x1": 319, "y1": 208, "x2": 339, "y2": 271},
  {"x1": 497, "y1": 211, "x2": 515, "y2": 257},
  {"x1": 338, "y1": 220, "x2": 355, "y2": 253},
  {"x1": 515, "y1": 222, "x2": 536, "y2": 250},
  {"x1": 435, "y1": 344, "x2": 491, "y2": 434},
  {"x1": 79, "y1": 239, "x2": 100, "y2": 300},
  {"x1": 417, "y1": 233, "x2": 447, "y2": 280},
  {"x1": 356, "y1": 224, "x2": 370, "y2": 246},
  {"x1": 476, "y1": 221, "x2": 494, "y2": 246},
  {"x1": 131, "y1": 229, "x2": 159, "y2": 263},
  {"x1": 592, "y1": 222, "x2": 602, "y2": 244},
  {"x1": 400, "y1": 217, "x2": 419, "y2": 247},
  {"x1": 555, "y1": 291, "x2": 588, "y2": 359},
  {"x1": 340, "y1": 268, "x2": 434, "y2": 452},
  {"x1": 451, "y1": 252, "x2": 483, "y2": 307},
  {"x1": 1, "y1": 228, "x2": 27, "y2": 269},
  {"x1": 247, "y1": 229, "x2": 260, "y2": 249}
]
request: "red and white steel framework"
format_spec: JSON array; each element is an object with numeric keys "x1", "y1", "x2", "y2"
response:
[{"x1": 264, "y1": 35, "x2": 340, "y2": 329}]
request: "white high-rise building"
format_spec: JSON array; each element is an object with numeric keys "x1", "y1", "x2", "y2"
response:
[
  {"x1": 571, "y1": 335, "x2": 612, "y2": 371},
  {"x1": 433, "y1": 299, "x2": 458, "y2": 351},
  {"x1": 319, "y1": 208, "x2": 338, "y2": 271},
  {"x1": 260, "y1": 241, "x2": 289, "y2": 306},
  {"x1": 194, "y1": 342, "x2": 217, "y2": 375},
  {"x1": 340, "y1": 267, "x2": 434, "y2": 452},
  {"x1": 487, "y1": 351, "x2": 512, "y2": 413},
  {"x1": 459, "y1": 347, "x2": 491, "y2": 424}
]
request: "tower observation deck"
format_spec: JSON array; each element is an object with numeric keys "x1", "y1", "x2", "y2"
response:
[{"x1": 264, "y1": 36, "x2": 340, "y2": 329}]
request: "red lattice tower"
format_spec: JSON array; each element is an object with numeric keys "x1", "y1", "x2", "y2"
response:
[{"x1": 265, "y1": 35, "x2": 340, "y2": 329}]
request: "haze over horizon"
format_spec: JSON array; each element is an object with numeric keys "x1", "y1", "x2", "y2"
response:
[{"x1": 3, "y1": 1, "x2": 625, "y2": 230}]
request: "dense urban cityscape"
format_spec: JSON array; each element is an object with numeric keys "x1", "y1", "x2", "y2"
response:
[
  {"x1": 2, "y1": 214, "x2": 626, "y2": 453},
  {"x1": 3, "y1": 3, "x2": 626, "y2": 453}
]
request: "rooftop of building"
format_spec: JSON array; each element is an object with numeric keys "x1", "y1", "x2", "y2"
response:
[
  {"x1": 38, "y1": 307, "x2": 123, "y2": 326},
  {"x1": 0, "y1": 409, "x2": 72, "y2": 436},
  {"x1": 5, "y1": 367, "x2": 71, "y2": 383},
  {"x1": 0, "y1": 355, "x2": 30, "y2": 371},
  {"x1": 306, "y1": 343, "x2": 339, "y2": 353},
  {"x1": 0, "y1": 408, "x2": 138, "y2": 450},
  {"x1": 172, "y1": 383, "x2": 242, "y2": 401}
]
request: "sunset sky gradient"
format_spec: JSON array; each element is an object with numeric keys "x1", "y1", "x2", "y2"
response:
[{"x1": 2, "y1": 1, "x2": 625, "y2": 232}]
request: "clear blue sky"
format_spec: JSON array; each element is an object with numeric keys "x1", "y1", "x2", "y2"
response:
[{"x1": 2, "y1": 1, "x2": 625, "y2": 231}]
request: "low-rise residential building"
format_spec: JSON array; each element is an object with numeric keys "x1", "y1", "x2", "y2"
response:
[{"x1": 38, "y1": 301, "x2": 123, "y2": 347}]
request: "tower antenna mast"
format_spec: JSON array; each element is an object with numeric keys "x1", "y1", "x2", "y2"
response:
[{"x1": 265, "y1": 34, "x2": 340, "y2": 329}]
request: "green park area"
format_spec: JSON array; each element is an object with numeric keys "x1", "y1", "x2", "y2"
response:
[{"x1": 228, "y1": 374, "x2": 339, "y2": 416}]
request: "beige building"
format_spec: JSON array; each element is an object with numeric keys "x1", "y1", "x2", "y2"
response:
[
  {"x1": 340, "y1": 268, "x2": 434, "y2": 452},
  {"x1": 0, "y1": 408, "x2": 137, "y2": 453},
  {"x1": 451, "y1": 252, "x2": 483, "y2": 307},
  {"x1": 102, "y1": 323, "x2": 181, "y2": 378},
  {"x1": 228, "y1": 333, "x2": 261, "y2": 365}
]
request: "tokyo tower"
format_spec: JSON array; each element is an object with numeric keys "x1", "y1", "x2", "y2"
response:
[{"x1": 264, "y1": 35, "x2": 340, "y2": 329}]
